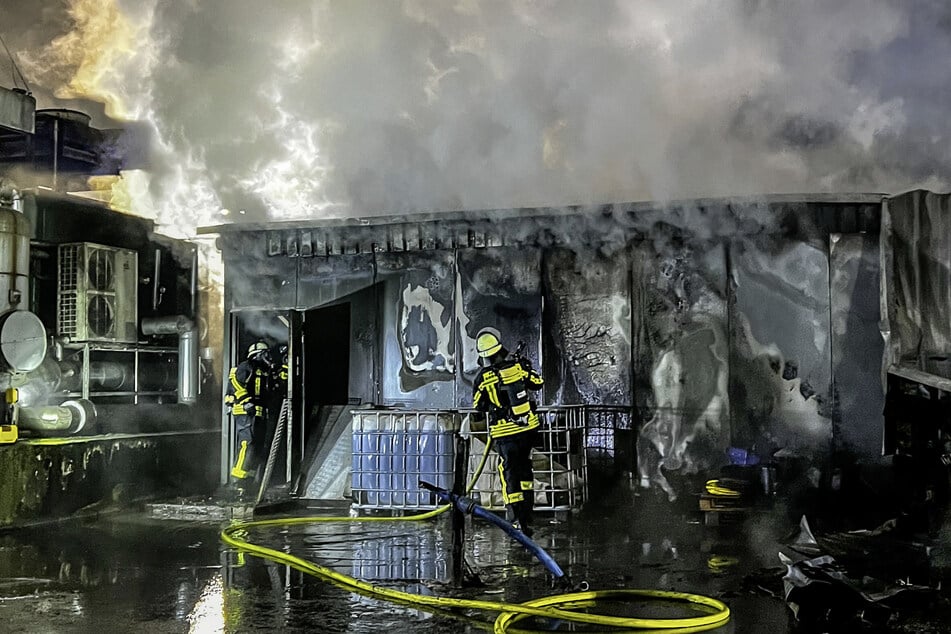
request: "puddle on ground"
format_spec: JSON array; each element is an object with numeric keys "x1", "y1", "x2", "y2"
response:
[{"x1": 0, "y1": 496, "x2": 936, "y2": 633}]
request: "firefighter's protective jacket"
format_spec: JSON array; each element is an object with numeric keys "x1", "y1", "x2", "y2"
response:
[
  {"x1": 473, "y1": 356, "x2": 544, "y2": 438},
  {"x1": 225, "y1": 360, "x2": 267, "y2": 417}
]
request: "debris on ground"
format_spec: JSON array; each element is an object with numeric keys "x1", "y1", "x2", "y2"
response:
[{"x1": 777, "y1": 515, "x2": 939, "y2": 630}]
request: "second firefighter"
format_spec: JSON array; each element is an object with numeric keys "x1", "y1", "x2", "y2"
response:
[
  {"x1": 226, "y1": 341, "x2": 275, "y2": 486},
  {"x1": 473, "y1": 327, "x2": 544, "y2": 537}
]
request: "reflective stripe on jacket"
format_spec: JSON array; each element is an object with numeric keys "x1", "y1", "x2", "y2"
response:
[{"x1": 227, "y1": 362, "x2": 266, "y2": 417}]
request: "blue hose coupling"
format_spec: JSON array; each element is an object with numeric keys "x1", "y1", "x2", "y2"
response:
[{"x1": 419, "y1": 479, "x2": 477, "y2": 513}]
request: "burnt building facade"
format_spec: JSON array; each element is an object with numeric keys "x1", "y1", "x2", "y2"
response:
[{"x1": 209, "y1": 193, "x2": 893, "y2": 501}]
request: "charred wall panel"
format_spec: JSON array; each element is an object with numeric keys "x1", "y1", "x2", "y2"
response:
[
  {"x1": 455, "y1": 247, "x2": 542, "y2": 409},
  {"x1": 633, "y1": 235, "x2": 730, "y2": 497},
  {"x1": 882, "y1": 191, "x2": 951, "y2": 374},
  {"x1": 543, "y1": 247, "x2": 631, "y2": 405},
  {"x1": 729, "y1": 237, "x2": 833, "y2": 453},
  {"x1": 342, "y1": 285, "x2": 379, "y2": 405},
  {"x1": 297, "y1": 254, "x2": 376, "y2": 310},
  {"x1": 830, "y1": 233, "x2": 884, "y2": 459},
  {"x1": 225, "y1": 233, "x2": 298, "y2": 309},
  {"x1": 377, "y1": 251, "x2": 455, "y2": 407}
]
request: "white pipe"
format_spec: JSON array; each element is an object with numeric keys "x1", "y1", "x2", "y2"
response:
[
  {"x1": 18, "y1": 399, "x2": 94, "y2": 434},
  {"x1": 141, "y1": 315, "x2": 199, "y2": 405},
  {"x1": 178, "y1": 327, "x2": 198, "y2": 404}
]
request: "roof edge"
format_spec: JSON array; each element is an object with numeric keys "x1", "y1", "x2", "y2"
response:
[{"x1": 198, "y1": 192, "x2": 885, "y2": 235}]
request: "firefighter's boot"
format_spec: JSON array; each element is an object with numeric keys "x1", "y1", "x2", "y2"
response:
[
  {"x1": 230, "y1": 440, "x2": 255, "y2": 480},
  {"x1": 507, "y1": 502, "x2": 534, "y2": 539}
]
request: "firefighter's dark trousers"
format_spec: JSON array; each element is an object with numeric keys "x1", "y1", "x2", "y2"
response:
[
  {"x1": 231, "y1": 413, "x2": 264, "y2": 481},
  {"x1": 495, "y1": 430, "x2": 537, "y2": 529}
]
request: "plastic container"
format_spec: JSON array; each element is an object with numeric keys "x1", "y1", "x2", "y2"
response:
[{"x1": 351, "y1": 410, "x2": 460, "y2": 511}]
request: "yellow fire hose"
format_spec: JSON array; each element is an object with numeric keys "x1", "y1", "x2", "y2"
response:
[
  {"x1": 221, "y1": 439, "x2": 731, "y2": 633},
  {"x1": 705, "y1": 480, "x2": 742, "y2": 498}
]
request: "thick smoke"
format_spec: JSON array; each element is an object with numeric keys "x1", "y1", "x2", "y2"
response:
[{"x1": 3, "y1": 0, "x2": 950, "y2": 234}]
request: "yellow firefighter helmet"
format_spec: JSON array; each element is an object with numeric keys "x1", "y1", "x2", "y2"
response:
[
  {"x1": 476, "y1": 327, "x2": 503, "y2": 358},
  {"x1": 247, "y1": 341, "x2": 269, "y2": 359}
]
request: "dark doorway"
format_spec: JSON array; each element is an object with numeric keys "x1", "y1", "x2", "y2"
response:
[{"x1": 303, "y1": 302, "x2": 351, "y2": 407}]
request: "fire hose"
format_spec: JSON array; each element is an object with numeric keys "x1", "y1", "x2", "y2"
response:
[{"x1": 221, "y1": 438, "x2": 731, "y2": 633}]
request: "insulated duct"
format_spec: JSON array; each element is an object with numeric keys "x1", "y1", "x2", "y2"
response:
[
  {"x1": 141, "y1": 315, "x2": 199, "y2": 405},
  {"x1": 17, "y1": 399, "x2": 96, "y2": 435}
]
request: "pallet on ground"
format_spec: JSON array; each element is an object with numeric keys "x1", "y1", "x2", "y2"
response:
[
  {"x1": 701, "y1": 507, "x2": 750, "y2": 526},
  {"x1": 699, "y1": 493, "x2": 748, "y2": 511}
]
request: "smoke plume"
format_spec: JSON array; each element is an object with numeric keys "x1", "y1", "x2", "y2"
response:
[{"x1": 4, "y1": 0, "x2": 950, "y2": 234}]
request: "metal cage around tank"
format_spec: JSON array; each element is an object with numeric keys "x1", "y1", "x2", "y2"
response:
[{"x1": 463, "y1": 406, "x2": 588, "y2": 514}]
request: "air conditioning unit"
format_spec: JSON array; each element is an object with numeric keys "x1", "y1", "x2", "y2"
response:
[{"x1": 57, "y1": 242, "x2": 138, "y2": 343}]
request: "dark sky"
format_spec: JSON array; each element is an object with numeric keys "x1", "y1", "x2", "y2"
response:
[{"x1": 1, "y1": 0, "x2": 949, "y2": 230}]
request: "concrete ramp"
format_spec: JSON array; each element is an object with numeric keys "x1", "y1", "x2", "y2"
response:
[{"x1": 300, "y1": 406, "x2": 353, "y2": 500}]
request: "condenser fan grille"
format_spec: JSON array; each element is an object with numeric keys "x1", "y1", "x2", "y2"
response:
[
  {"x1": 87, "y1": 295, "x2": 115, "y2": 338},
  {"x1": 57, "y1": 242, "x2": 137, "y2": 343},
  {"x1": 86, "y1": 249, "x2": 115, "y2": 291}
]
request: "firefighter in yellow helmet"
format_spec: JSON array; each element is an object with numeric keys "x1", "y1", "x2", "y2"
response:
[
  {"x1": 225, "y1": 341, "x2": 274, "y2": 490},
  {"x1": 472, "y1": 327, "x2": 544, "y2": 537}
]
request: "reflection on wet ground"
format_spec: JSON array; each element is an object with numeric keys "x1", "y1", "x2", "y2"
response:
[{"x1": 0, "y1": 495, "x2": 942, "y2": 632}]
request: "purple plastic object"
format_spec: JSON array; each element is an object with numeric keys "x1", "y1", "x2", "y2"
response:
[{"x1": 727, "y1": 447, "x2": 760, "y2": 466}]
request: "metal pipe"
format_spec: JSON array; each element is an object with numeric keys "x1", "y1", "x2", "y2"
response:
[
  {"x1": 152, "y1": 249, "x2": 161, "y2": 311},
  {"x1": 51, "y1": 118, "x2": 58, "y2": 190},
  {"x1": 0, "y1": 187, "x2": 32, "y2": 313},
  {"x1": 141, "y1": 315, "x2": 194, "y2": 336},
  {"x1": 190, "y1": 247, "x2": 197, "y2": 316},
  {"x1": 142, "y1": 315, "x2": 200, "y2": 404},
  {"x1": 60, "y1": 359, "x2": 175, "y2": 392},
  {"x1": 88, "y1": 360, "x2": 129, "y2": 390},
  {"x1": 178, "y1": 326, "x2": 198, "y2": 404}
]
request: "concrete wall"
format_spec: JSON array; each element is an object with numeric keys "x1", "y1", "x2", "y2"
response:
[{"x1": 0, "y1": 431, "x2": 219, "y2": 528}]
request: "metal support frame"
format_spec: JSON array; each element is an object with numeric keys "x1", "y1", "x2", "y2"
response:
[
  {"x1": 65, "y1": 343, "x2": 177, "y2": 402},
  {"x1": 451, "y1": 434, "x2": 469, "y2": 586}
]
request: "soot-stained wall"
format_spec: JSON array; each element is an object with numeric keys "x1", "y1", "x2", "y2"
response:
[
  {"x1": 730, "y1": 236, "x2": 833, "y2": 454},
  {"x1": 544, "y1": 247, "x2": 631, "y2": 406},
  {"x1": 216, "y1": 197, "x2": 886, "y2": 498},
  {"x1": 457, "y1": 247, "x2": 542, "y2": 408},
  {"x1": 882, "y1": 191, "x2": 951, "y2": 374},
  {"x1": 633, "y1": 234, "x2": 730, "y2": 499},
  {"x1": 831, "y1": 233, "x2": 884, "y2": 458},
  {"x1": 378, "y1": 250, "x2": 455, "y2": 407}
]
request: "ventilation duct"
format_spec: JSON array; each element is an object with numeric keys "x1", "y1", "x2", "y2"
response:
[{"x1": 141, "y1": 315, "x2": 199, "y2": 405}]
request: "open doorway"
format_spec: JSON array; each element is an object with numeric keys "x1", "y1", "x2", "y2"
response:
[
  {"x1": 225, "y1": 309, "x2": 292, "y2": 485},
  {"x1": 303, "y1": 302, "x2": 351, "y2": 407},
  {"x1": 296, "y1": 302, "x2": 353, "y2": 498}
]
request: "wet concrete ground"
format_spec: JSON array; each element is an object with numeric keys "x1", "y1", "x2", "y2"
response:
[{"x1": 0, "y1": 495, "x2": 945, "y2": 633}]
